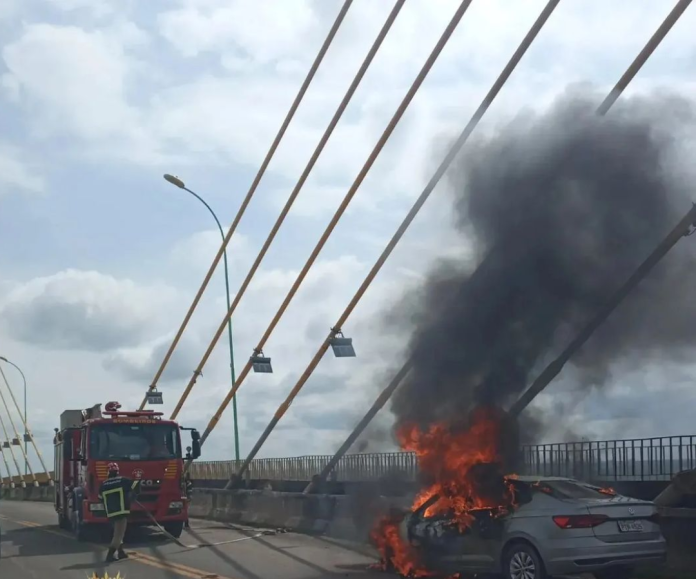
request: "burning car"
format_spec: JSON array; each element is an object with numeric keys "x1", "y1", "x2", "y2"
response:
[{"x1": 391, "y1": 476, "x2": 666, "y2": 579}]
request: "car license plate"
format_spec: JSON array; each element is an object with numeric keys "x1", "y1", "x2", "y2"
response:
[{"x1": 618, "y1": 520, "x2": 644, "y2": 533}]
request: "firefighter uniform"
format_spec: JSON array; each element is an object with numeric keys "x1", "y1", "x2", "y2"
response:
[{"x1": 98, "y1": 466, "x2": 141, "y2": 562}]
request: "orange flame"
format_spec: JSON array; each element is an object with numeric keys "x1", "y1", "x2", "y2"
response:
[
  {"x1": 369, "y1": 516, "x2": 437, "y2": 577},
  {"x1": 371, "y1": 406, "x2": 516, "y2": 576}
]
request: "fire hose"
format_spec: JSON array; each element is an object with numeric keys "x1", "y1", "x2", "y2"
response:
[{"x1": 133, "y1": 498, "x2": 287, "y2": 550}]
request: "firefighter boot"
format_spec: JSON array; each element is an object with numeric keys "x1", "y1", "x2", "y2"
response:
[
  {"x1": 117, "y1": 547, "x2": 129, "y2": 560},
  {"x1": 105, "y1": 548, "x2": 117, "y2": 563}
]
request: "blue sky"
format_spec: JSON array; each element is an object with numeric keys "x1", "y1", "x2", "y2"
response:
[{"x1": 1, "y1": 0, "x2": 696, "y2": 476}]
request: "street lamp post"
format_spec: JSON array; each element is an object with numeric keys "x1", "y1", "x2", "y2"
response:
[
  {"x1": 0, "y1": 357, "x2": 27, "y2": 475},
  {"x1": 163, "y1": 174, "x2": 240, "y2": 461}
]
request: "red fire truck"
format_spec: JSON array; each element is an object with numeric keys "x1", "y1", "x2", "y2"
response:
[{"x1": 53, "y1": 401, "x2": 201, "y2": 539}]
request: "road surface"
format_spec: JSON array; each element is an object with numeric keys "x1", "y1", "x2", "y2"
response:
[
  {"x1": 0, "y1": 500, "x2": 382, "y2": 579},
  {"x1": 0, "y1": 501, "x2": 659, "y2": 579}
]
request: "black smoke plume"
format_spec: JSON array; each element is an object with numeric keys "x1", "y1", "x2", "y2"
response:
[{"x1": 390, "y1": 92, "x2": 696, "y2": 434}]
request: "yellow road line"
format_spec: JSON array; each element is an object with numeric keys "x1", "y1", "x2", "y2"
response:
[
  {"x1": 2, "y1": 515, "x2": 235, "y2": 579},
  {"x1": 129, "y1": 550, "x2": 232, "y2": 578},
  {"x1": 126, "y1": 553, "x2": 204, "y2": 579}
]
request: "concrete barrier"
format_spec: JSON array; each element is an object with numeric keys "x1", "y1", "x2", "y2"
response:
[
  {"x1": 1, "y1": 485, "x2": 53, "y2": 502},
  {"x1": 189, "y1": 488, "x2": 403, "y2": 540}
]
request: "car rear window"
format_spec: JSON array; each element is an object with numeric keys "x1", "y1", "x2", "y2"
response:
[{"x1": 545, "y1": 480, "x2": 612, "y2": 499}]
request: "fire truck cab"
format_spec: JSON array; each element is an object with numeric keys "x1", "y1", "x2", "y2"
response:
[{"x1": 53, "y1": 401, "x2": 200, "y2": 540}]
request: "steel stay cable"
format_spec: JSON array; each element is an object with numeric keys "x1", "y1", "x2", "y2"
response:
[
  {"x1": 509, "y1": 204, "x2": 696, "y2": 417},
  {"x1": 596, "y1": 0, "x2": 692, "y2": 116},
  {"x1": 0, "y1": 361, "x2": 52, "y2": 480},
  {"x1": 0, "y1": 366, "x2": 38, "y2": 485},
  {"x1": 187, "y1": 0, "x2": 476, "y2": 460},
  {"x1": 139, "y1": 0, "x2": 354, "y2": 411},
  {"x1": 0, "y1": 393, "x2": 25, "y2": 486},
  {"x1": 232, "y1": 0, "x2": 562, "y2": 482},
  {"x1": 311, "y1": 0, "x2": 693, "y2": 484},
  {"x1": 0, "y1": 444, "x2": 12, "y2": 486},
  {"x1": 169, "y1": 0, "x2": 408, "y2": 419}
]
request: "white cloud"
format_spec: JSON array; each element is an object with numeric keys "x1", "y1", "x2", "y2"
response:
[
  {"x1": 169, "y1": 229, "x2": 253, "y2": 274},
  {"x1": 157, "y1": 0, "x2": 318, "y2": 62},
  {"x1": 0, "y1": 269, "x2": 179, "y2": 352},
  {"x1": 0, "y1": 0, "x2": 20, "y2": 22},
  {"x1": 1, "y1": 22, "x2": 158, "y2": 160},
  {"x1": 103, "y1": 333, "x2": 202, "y2": 385},
  {"x1": 42, "y1": 0, "x2": 117, "y2": 18},
  {"x1": 0, "y1": 143, "x2": 44, "y2": 197}
]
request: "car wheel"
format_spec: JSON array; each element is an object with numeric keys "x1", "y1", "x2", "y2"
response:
[
  {"x1": 593, "y1": 567, "x2": 633, "y2": 579},
  {"x1": 503, "y1": 542, "x2": 546, "y2": 579}
]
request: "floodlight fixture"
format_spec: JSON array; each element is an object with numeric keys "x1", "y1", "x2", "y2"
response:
[
  {"x1": 250, "y1": 350, "x2": 273, "y2": 373},
  {"x1": 146, "y1": 389, "x2": 164, "y2": 405},
  {"x1": 330, "y1": 329, "x2": 356, "y2": 358}
]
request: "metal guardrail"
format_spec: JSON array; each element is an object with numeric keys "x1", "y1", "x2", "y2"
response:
[
  {"x1": 521, "y1": 436, "x2": 696, "y2": 482},
  {"x1": 190, "y1": 436, "x2": 696, "y2": 483},
  {"x1": 19, "y1": 436, "x2": 695, "y2": 485},
  {"x1": 189, "y1": 452, "x2": 420, "y2": 482}
]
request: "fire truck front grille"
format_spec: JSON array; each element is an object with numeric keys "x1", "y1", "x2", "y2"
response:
[{"x1": 136, "y1": 494, "x2": 160, "y2": 503}]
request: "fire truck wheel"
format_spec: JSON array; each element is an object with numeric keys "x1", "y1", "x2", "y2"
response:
[
  {"x1": 58, "y1": 513, "x2": 70, "y2": 530},
  {"x1": 164, "y1": 521, "x2": 184, "y2": 538},
  {"x1": 503, "y1": 541, "x2": 547, "y2": 579}
]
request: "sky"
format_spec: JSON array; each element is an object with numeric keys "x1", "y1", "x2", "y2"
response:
[{"x1": 1, "y1": 0, "x2": 695, "y2": 476}]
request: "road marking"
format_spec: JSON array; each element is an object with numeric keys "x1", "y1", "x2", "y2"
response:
[
  {"x1": 129, "y1": 551, "x2": 229, "y2": 578},
  {"x1": 126, "y1": 553, "x2": 205, "y2": 579},
  {"x1": 0, "y1": 515, "x2": 234, "y2": 579}
]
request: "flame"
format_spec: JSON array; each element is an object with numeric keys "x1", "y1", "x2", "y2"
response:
[
  {"x1": 86, "y1": 573, "x2": 124, "y2": 579},
  {"x1": 370, "y1": 516, "x2": 437, "y2": 577},
  {"x1": 371, "y1": 406, "x2": 517, "y2": 576}
]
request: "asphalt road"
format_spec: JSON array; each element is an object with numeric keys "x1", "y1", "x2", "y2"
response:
[
  {"x1": 0, "y1": 501, "x2": 656, "y2": 579},
  {"x1": 0, "y1": 500, "x2": 382, "y2": 579}
]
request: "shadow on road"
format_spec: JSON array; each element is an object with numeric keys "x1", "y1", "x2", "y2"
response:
[
  {"x1": 1, "y1": 526, "x2": 95, "y2": 559},
  {"x1": 185, "y1": 526, "x2": 264, "y2": 579},
  {"x1": 313, "y1": 535, "x2": 377, "y2": 559},
  {"x1": 218, "y1": 524, "x2": 348, "y2": 577}
]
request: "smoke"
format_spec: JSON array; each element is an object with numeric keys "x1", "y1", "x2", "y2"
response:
[{"x1": 390, "y1": 92, "x2": 696, "y2": 433}]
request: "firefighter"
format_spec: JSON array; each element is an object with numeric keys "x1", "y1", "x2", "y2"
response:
[{"x1": 98, "y1": 462, "x2": 140, "y2": 562}]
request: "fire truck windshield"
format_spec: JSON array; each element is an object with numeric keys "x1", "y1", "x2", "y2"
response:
[{"x1": 88, "y1": 423, "x2": 180, "y2": 461}]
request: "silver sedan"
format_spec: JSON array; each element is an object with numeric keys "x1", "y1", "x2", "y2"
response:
[{"x1": 399, "y1": 476, "x2": 666, "y2": 579}]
